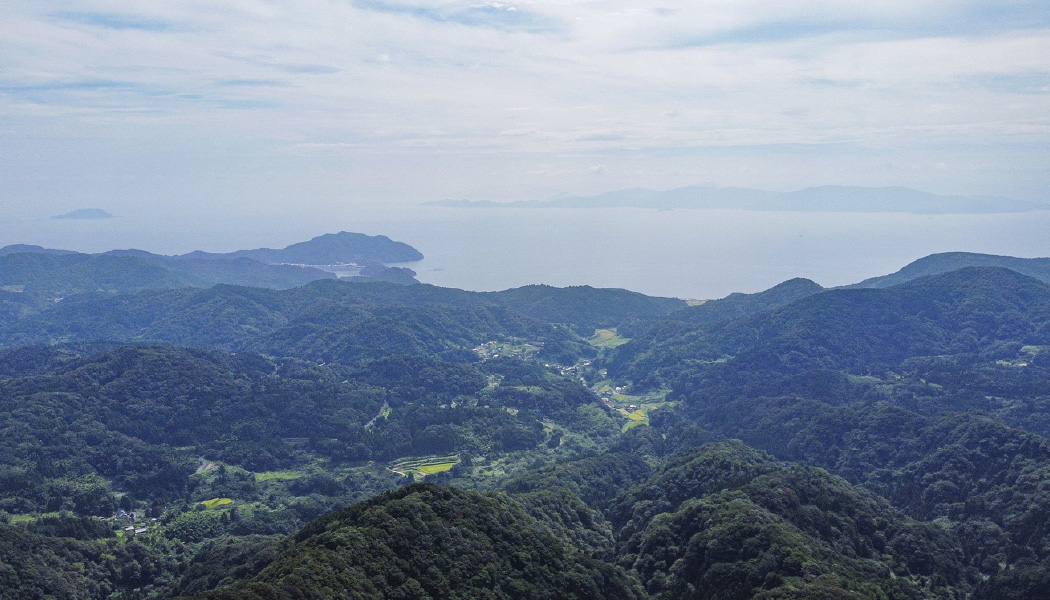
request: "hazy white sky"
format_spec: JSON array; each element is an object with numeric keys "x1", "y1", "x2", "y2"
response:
[{"x1": 2, "y1": 0, "x2": 1049, "y2": 220}]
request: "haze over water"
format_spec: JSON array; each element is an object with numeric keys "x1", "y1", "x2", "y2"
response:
[{"x1": 5, "y1": 206, "x2": 1050, "y2": 300}]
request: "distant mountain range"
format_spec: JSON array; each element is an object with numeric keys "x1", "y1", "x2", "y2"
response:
[
  {"x1": 0, "y1": 231, "x2": 424, "y2": 294},
  {"x1": 50, "y1": 208, "x2": 115, "y2": 219},
  {"x1": 426, "y1": 185, "x2": 1048, "y2": 214}
]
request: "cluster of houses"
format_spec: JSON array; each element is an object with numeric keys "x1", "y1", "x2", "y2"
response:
[
  {"x1": 549, "y1": 361, "x2": 591, "y2": 377},
  {"x1": 472, "y1": 340, "x2": 545, "y2": 361},
  {"x1": 116, "y1": 508, "x2": 154, "y2": 537},
  {"x1": 598, "y1": 395, "x2": 640, "y2": 412}
]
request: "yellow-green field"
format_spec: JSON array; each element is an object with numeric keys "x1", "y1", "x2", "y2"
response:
[
  {"x1": 417, "y1": 462, "x2": 456, "y2": 475},
  {"x1": 389, "y1": 455, "x2": 460, "y2": 478},
  {"x1": 588, "y1": 328, "x2": 631, "y2": 349},
  {"x1": 255, "y1": 470, "x2": 304, "y2": 482},
  {"x1": 592, "y1": 381, "x2": 675, "y2": 432},
  {"x1": 200, "y1": 497, "x2": 233, "y2": 509},
  {"x1": 619, "y1": 408, "x2": 647, "y2": 421},
  {"x1": 593, "y1": 381, "x2": 670, "y2": 404}
]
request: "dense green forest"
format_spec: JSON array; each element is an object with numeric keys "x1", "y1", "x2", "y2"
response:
[{"x1": 4, "y1": 242, "x2": 1050, "y2": 598}]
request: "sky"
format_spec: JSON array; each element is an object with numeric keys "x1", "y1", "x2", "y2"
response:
[{"x1": 2, "y1": 0, "x2": 1050, "y2": 224}]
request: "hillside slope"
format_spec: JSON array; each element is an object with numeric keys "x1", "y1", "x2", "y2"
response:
[
  {"x1": 185, "y1": 484, "x2": 645, "y2": 600},
  {"x1": 850, "y1": 252, "x2": 1050, "y2": 288}
]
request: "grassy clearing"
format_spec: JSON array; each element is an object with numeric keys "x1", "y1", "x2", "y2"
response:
[
  {"x1": 588, "y1": 328, "x2": 631, "y2": 349},
  {"x1": 255, "y1": 470, "x2": 304, "y2": 482},
  {"x1": 618, "y1": 407, "x2": 650, "y2": 432},
  {"x1": 618, "y1": 408, "x2": 646, "y2": 421},
  {"x1": 8, "y1": 511, "x2": 60, "y2": 524},
  {"x1": 622, "y1": 420, "x2": 648, "y2": 432},
  {"x1": 195, "y1": 460, "x2": 218, "y2": 475},
  {"x1": 389, "y1": 455, "x2": 460, "y2": 478},
  {"x1": 200, "y1": 498, "x2": 233, "y2": 509}
]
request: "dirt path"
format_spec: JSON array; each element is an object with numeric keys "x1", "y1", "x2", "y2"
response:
[{"x1": 195, "y1": 456, "x2": 217, "y2": 474}]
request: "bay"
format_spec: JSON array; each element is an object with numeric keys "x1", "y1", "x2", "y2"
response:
[{"x1": 3, "y1": 205, "x2": 1049, "y2": 299}]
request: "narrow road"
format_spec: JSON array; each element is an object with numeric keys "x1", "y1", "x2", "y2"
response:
[{"x1": 364, "y1": 401, "x2": 389, "y2": 430}]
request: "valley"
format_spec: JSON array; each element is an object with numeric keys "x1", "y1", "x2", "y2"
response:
[{"x1": 2, "y1": 239, "x2": 1050, "y2": 598}]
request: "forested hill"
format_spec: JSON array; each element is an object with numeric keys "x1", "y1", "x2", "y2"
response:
[
  {"x1": 594, "y1": 265, "x2": 1050, "y2": 597},
  {"x1": 665, "y1": 277, "x2": 823, "y2": 325},
  {"x1": 850, "y1": 251, "x2": 1050, "y2": 288},
  {"x1": 0, "y1": 231, "x2": 425, "y2": 296},
  {"x1": 185, "y1": 484, "x2": 645, "y2": 600},
  {"x1": 610, "y1": 266, "x2": 1050, "y2": 388},
  {"x1": 0, "y1": 278, "x2": 685, "y2": 363},
  {"x1": 180, "y1": 231, "x2": 423, "y2": 265},
  {"x1": 8, "y1": 250, "x2": 1050, "y2": 599},
  {"x1": 177, "y1": 441, "x2": 976, "y2": 600},
  {"x1": 0, "y1": 251, "x2": 335, "y2": 297},
  {"x1": 609, "y1": 441, "x2": 970, "y2": 599},
  {"x1": 483, "y1": 284, "x2": 687, "y2": 333}
]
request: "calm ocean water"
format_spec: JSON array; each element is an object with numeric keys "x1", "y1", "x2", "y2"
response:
[{"x1": 4, "y1": 205, "x2": 1050, "y2": 299}]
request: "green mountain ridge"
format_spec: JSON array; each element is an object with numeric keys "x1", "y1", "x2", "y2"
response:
[
  {"x1": 667, "y1": 277, "x2": 824, "y2": 325},
  {"x1": 184, "y1": 484, "x2": 644, "y2": 600},
  {"x1": 0, "y1": 231, "x2": 426, "y2": 296},
  {"x1": 610, "y1": 266, "x2": 1050, "y2": 389},
  {"x1": 849, "y1": 251, "x2": 1050, "y2": 288},
  {"x1": 6, "y1": 246, "x2": 1050, "y2": 599},
  {"x1": 0, "y1": 278, "x2": 685, "y2": 366},
  {"x1": 171, "y1": 442, "x2": 975, "y2": 600}
]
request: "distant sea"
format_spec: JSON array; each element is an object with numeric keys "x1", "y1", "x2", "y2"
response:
[{"x1": 4, "y1": 205, "x2": 1050, "y2": 299}]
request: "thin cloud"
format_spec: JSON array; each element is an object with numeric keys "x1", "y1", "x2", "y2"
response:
[
  {"x1": 279, "y1": 64, "x2": 342, "y2": 75},
  {"x1": 352, "y1": 0, "x2": 563, "y2": 33},
  {"x1": 615, "y1": 1, "x2": 1050, "y2": 51},
  {"x1": 969, "y1": 72, "x2": 1050, "y2": 95},
  {"x1": 661, "y1": 19, "x2": 867, "y2": 48},
  {"x1": 50, "y1": 10, "x2": 185, "y2": 32},
  {"x1": 1, "y1": 0, "x2": 1048, "y2": 208},
  {"x1": 3, "y1": 79, "x2": 172, "y2": 101},
  {"x1": 217, "y1": 79, "x2": 291, "y2": 88}
]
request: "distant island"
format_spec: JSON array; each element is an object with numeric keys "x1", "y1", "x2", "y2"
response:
[
  {"x1": 424, "y1": 185, "x2": 1048, "y2": 214},
  {"x1": 50, "y1": 208, "x2": 115, "y2": 220}
]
